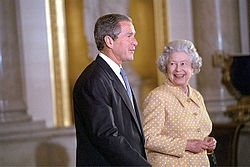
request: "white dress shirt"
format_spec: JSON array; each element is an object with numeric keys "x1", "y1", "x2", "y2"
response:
[{"x1": 99, "y1": 53, "x2": 126, "y2": 89}]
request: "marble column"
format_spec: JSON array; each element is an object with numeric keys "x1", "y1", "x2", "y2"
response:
[
  {"x1": 192, "y1": 0, "x2": 241, "y2": 122},
  {"x1": 0, "y1": 0, "x2": 31, "y2": 123}
]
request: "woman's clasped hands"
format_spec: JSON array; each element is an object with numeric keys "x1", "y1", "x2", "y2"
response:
[{"x1": 185, "y1": 137, "x2": 217, "y2": 154}]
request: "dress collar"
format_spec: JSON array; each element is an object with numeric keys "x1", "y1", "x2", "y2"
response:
[{"x1": 164, "y1": 79, "x2": 201, "y2": 108}]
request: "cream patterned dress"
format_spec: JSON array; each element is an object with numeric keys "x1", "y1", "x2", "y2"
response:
[{"x1": 143, "y1": 79, "x2": 212, "y2": 167}]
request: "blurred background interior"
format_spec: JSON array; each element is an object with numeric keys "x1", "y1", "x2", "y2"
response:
[{"x1": 0, "y1": 0, "x2": 249, "y2": 166}]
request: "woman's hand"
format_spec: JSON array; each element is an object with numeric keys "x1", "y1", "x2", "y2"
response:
[
  {"x1": 185, "y1": 139, "x2": 208, "y2": 153},
  {"x1": 203, "y1": 137, "x2": 217, "y2": 153}
]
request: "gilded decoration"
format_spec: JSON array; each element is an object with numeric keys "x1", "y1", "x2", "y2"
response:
[
  {"x1": 45, "y1": 0, "x2": 72, "y2": 126},
  {"x1": 213, "y1": 51, "x2": 250, "y2": 123}
]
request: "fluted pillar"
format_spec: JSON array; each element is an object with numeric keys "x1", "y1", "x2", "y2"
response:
[
  {"x1": 192, "y1": 0, "x2": 241, "y2": 122},
  {"x1": 0, "y1": 0, "x2": 31, "y2": 123}
]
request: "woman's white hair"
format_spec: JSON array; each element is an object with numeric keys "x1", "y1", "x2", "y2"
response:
[{"x1": 156, "y1": 39, "x2": 202, "y2": 75}]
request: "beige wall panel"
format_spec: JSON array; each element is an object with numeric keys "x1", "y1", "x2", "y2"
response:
[
  {"x1": 65, "y1": 0, "x2": 91, "y2": 116},
  {"x1": 65, "y1": 0, "x2": 91, "y2": 96},
  {"x1": 129, "y1": 0, "x2": 158, "y2": 100}
]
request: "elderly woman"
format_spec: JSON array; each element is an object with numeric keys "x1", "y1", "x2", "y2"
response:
[{"x1": 142, "y1": 40, "x2": 216, "y2": 166}]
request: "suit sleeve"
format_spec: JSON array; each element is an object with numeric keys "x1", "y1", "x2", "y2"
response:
[
  {"x1": 142, "y1": 90, "x2": 187, "y2": 157},
  {"x1": 74, "y1": 77, "x2": 151, "y2": 166}
]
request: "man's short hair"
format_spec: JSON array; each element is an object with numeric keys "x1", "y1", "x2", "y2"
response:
[{"x1": 94, "y1": 14, "x2": 132, "y2": 51}]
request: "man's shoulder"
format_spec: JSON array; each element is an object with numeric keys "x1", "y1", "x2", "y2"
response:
[
  {"x1": 83, "y1": 60, "x2": 103, "y2": 75},
  {"x1": 86, "y1": 56, "x2": 113, "y2": 74},
  {"x1": 77, "y1": 61, "x2": 107, "y2": 82}
]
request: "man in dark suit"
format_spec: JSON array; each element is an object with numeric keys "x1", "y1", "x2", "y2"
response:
[{"x1": 73, "y1": 14, "x2": 151, "y2": 166}]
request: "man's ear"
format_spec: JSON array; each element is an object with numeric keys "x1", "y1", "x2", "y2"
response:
[{"x1": 104, "y1": 35, "x2": 113, "y2": 49}]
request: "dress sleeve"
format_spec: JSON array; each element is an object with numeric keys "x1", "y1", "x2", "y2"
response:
[{"x1": 142, "y1": 90, "x2": 187, "y2": 158}]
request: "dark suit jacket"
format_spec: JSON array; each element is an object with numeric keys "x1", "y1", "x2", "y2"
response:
[{"x1": 73, "y1": 55, "x2": 151, "y2": 166}]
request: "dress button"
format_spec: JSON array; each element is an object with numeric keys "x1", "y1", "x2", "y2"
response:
[
  {"x1": 193, "y1": 112, "x2": 198, "y2": 116},
  {"x1": 187, "y1": 98, "x2": 191, "y2": 102}
]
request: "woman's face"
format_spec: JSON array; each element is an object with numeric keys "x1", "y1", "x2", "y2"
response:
[{"x1": 167, "y1": 51, "x2": 194, "y2": 90}]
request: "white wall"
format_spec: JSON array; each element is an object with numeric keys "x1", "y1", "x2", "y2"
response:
[
  {"x1": 17, "y1": 0, "x2": 54, "y2": 127},
  {"x1": 167, "y1": 0, "x2": 194, "y2": 41},
  {"x1": 239, "y1": 0, "x2": 249, "y2": 53},
  {"x1": 167, "y1": 0, "x2": 197, "y2": 88}
]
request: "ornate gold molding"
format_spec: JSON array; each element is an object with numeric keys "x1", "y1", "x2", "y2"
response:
[
  {"x1": 45, "y1": 0, "x2": 72, "y2": 127},
  {"x1": 213, "y1": 51, "x2": 250, "y2": 123},
  {"x1": 153, "y1": 0, "x2": 168, "y2": 85},
  {"x1": 213, "y1": 51, "x2": 242, "y2": 99}
]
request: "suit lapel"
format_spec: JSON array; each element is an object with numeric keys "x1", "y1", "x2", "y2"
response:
[
  {"x1": 112, "y1": 81, "x2": 142, "y2": 135},
  {"x1": 131, "y1": 90, "x2": 144, "y2": 137},
  {"x1": 95, "y1": 56, "x2": 143, "y2": 136}
]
